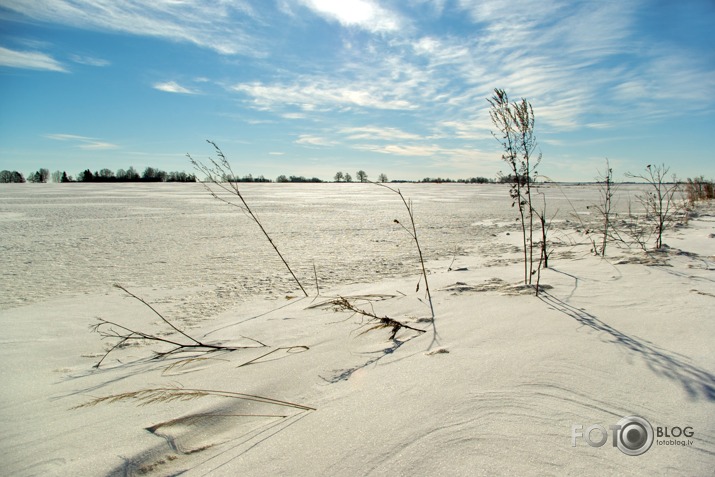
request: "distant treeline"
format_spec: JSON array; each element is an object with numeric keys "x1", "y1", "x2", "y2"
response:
[
  {"x1": 74, "y1": 167, "x2": 197, "y2": 182},
  {"x1": 419, "y1": 176, "x2": 493, "y2": 183},
  {"x1": 0, "y1": 167, "x2": 197, "y2": 183},
  {"x1": 2, "y1": 166, "x2": 501, "y2": 185}
]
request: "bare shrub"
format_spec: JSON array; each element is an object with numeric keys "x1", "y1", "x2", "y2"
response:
[
  {"x1": 685, "y1": 176, "x2": 715, "y2": 204},
  {"x1": 612, "y1": 198, "x2": 653, "y2": 252},
  {"x1": 625, "y1": 164, "x2": 683, "y2": 249}
]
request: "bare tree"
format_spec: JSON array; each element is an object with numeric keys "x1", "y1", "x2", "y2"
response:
[
  {"x1": 377, "y1": 173, "x2": 388, "y2": 183},
  {"x1": 625, "y1": 164, "x2": 682, "y2": 249},
  {"x1": 98, "y1": 168, "x2": 115, "y2": 179},
  {"x1": 28, "y1": 168, "x2": 50, "y2": 183},
  {"x1": 356, "y1": 170, "x2": 368, "y2": 182},
  {"x1": 334, "y1": 171, "x2": 344, "y2": 182}
]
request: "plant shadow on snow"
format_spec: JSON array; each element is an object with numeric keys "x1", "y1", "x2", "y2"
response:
[
  {"x1": 538, "y1": 290, "x2": 715, "y2": 401},
  {"x1": 103, "y1": 400, "x2": 312, "y2": 477},
  {"x1": 320, "y1": 339, "x2": 408, "y2": 384}
]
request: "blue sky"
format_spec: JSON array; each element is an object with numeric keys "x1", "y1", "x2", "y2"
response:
[{"x1": 0, "y1": 0, "x2": 713, "y2": 181}]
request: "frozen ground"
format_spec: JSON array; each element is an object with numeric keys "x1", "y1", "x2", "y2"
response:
[{"x1": 0, "y1": 183, "x2": 713, "y2": 476}]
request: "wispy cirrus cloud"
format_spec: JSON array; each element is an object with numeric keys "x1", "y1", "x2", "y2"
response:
[
  {"x1": 0, "y1": 0, "x2": 261, "y2": 55},
  {"x1": 282, "y1": 112, "x2": 308, "y2": 120},
  {"x1": 353, "y1": 142, "x2": 497, "y2": 170},
  {"x1": 226, "y1": 0, "x2": 713, "y2": 169},
  {"x1": 46, "y1": 133, "x2": 118, "y2": 150},
  {"x1": 437, "y1": 0, "x2": 714, "y2": 128},
  {"x1": 341, "y1": 126, "x2": 422, "y2": 141},
  {"x1": 232, "y1": 79, "x2": 416, "y2": 111},
  {"x1": 4, "y1": 0, "x2": 713, "y2": 181},
  {"x1": 153, "y1": 81, "x2": 198, "y2": 94},
  {"x1": 355, "y1": 143, "x2": 442, "y2": 157},
  {"x1": 295, "y1": 134, "x2": 337, "y2": 147},
  {"x1": 69, "y1": 54, "x2": 110, "y2": 67},
  {"x1": 0, "y1": 45, "x2": 67, "y2": 72}
]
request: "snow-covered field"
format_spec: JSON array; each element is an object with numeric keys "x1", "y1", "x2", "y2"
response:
[
  {"x1": 0, "y1": 182, "x2": 641, "y2": 313},
  {"x1": 1, "y1": 183, "x2": 713, "y2": 476}
]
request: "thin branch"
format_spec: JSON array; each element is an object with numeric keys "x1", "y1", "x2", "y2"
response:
[{"x1": 114, "y1": 284, "x2": 200, "y2": 345}]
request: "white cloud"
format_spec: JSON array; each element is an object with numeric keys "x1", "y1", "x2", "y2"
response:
[
  {"x1": 295, "y1": 135, "x2": 337, "y2": 146},
  {"x1": 382, "y1": 5, "x2": 659, "y2": 134},
  {"x1": 69, "y1": 54, "x2": 110, "y2": 67},
  {"x1": 153, "y1": 81, "x2": 198, "y2": 94},
  {"x1": 233, "y1": 80, "x2": 416, "y2": 111},
  {"x1": 1, "y1": 0, "x2": 261, "y2": 55},
  {"x1": 282, "y1": 113, "x2": 308, "y2": 120},
  {"x1": 356, "y1": 143, "x2": 442, "y2": 156},
  {"x1": 298, "y1": 0, "x2": 403, "y2": 32},
  {"x1": 9, "y1": 0, "x2": 712, "y2": 170},
  {"x1": 353, "y1": 142, "x2": 497, "y2": 170},
  {"x1": 0, "y1": 46, "x2": 67, "y2": 72},
  {"x1": 437, "y1": 120, "x2": 492, "y2": 141},
  {"x1": 226, "y1": 0, "x2": 715, "y2": 156},
  {"x1": 46, "y1": 133, "x2": 118, "y2": 150},
  {"x1": 341, "y1": 126, "x2": 422, "y2": 141}
]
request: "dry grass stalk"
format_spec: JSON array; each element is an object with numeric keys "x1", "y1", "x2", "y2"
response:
[
  {"x1": 305, "y1": 294, "x2": 398, "y2": 310},
  {"x1": 331, "y1": 296, "x2": 426, "y2": 340},
  {"x1": 488, "y1": 88, "x2": 541, "y2": 285},
  {"x1": 587, "y1": 159, "x2": 616, "y2": 256},
  {"x1": 532, "y1": 193, "x2": 556, "y2": 297},
  {"x1": 92, "y1": 285, "x2": 266, "y2": 368},
  {"x1": 374, "y1": 182, "x2": 434, "y2": 320},
  {"x1": 188, "y1": 140, "x2": 308, "y2": 297}
]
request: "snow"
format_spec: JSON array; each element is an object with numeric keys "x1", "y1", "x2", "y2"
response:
[{"x1": 0, "y1": 183, "x2": 713, "y2": 476}]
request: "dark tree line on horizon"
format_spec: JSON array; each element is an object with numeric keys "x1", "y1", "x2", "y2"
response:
[
  {"x1": 0, "y1": 167, "x2": 198, "y2": 183},
  {"x1": 76, "y1": 167, "x2": 197, "y2": 182},
  {"x1": 2, "y1": 165, "x2": 499, "y2": 185}
]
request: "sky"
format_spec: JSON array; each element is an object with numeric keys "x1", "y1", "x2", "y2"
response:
[{"x1": 0, "y1": 0, "x2": 714, "y2": 182}]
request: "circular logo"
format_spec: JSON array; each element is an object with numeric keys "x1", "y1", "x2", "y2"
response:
[{"x1": 615, "y1": 416, "x2": 654, "y2": 456}]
